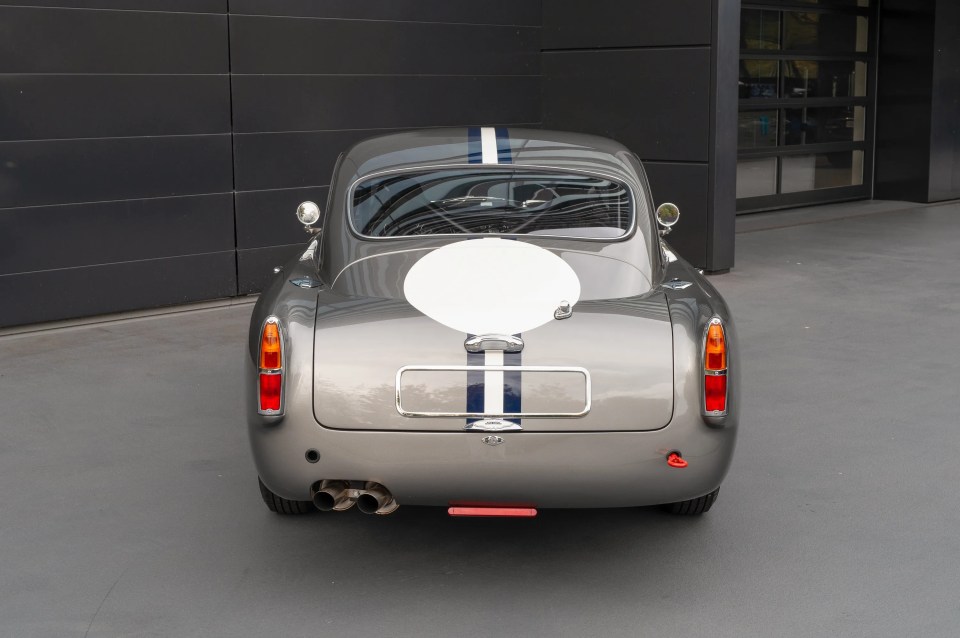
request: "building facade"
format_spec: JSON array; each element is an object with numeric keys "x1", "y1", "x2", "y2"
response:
[{"x1": 0, "y1": 0, "x2": 956, "y2": 327}]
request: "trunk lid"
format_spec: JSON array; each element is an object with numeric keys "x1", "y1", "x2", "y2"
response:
[{"x1": 312, "y1": 293, "x2": 674, "y2": 433}]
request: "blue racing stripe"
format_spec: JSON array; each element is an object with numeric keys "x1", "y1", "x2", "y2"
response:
[
  {"x1": 503, "y1": 334, "x2": 521, "y2": 424},
  {"x1": 495, "y1": 127, "x2": 512, "y2": 164},
  {"x1": 466, "y1": 346, "x2": 484, "y2": 424},
  {"x1": 467, "y1": 127, "x2": 482, "y2": 164}
]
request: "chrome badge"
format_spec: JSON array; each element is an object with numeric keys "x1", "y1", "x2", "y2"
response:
[{"x1": 481, "y1": 435, "x2": 504, "y2": 446}]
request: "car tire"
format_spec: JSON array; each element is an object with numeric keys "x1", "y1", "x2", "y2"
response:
[
  {"x1": 258, "y1": 477, "x2": 316, "y2": 515},
  {"x1": 664, "y1": 488, "x2": 719, "y2": 515}
]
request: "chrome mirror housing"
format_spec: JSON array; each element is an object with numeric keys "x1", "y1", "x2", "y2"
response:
[
  {"x1": 296, "y1": 201, "x2": 322, "y2": 234},
  {"x1": 655, "y1": 202, "x2": 680, "y2": 235}
]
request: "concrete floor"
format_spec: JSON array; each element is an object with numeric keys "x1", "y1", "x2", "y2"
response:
[{"x1": 1, "y1": 200, "x2": 959, "y2": 637}]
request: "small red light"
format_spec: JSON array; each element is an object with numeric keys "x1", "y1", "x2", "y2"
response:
[
  {"x1": 704, "y1": 374, "x2": 727, "y2": 412},
  {"x1": 667, "y1": 452, "x2": 688, "y2": 468},
  {"x1": 447, "y1": 507, "x2": 538, "y2": 518},
  {"x1": 259, "y1": 372, "x2": 281, "y2": 411}
]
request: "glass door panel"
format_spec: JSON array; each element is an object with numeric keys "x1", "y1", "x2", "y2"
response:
[{"x1": 736, "y1": 1, "x2": 875, "y2": 213}]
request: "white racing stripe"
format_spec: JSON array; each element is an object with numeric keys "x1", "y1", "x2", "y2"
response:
[
  {"x1": 480, "y1": 127, "x2": 498, "y2": 164},
  {"x1": 484, "y1": 350, "x2": 504, "y2": 414}
]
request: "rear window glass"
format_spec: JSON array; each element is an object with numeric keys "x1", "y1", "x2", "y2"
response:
[{"x1": 351, "y1": 169, "x2": 633, "y2": 239}]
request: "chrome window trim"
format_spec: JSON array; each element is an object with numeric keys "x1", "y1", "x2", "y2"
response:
[
  {"x1": 257, "y1": 316, "x2": 286, "y2": 416},
  {"x1": 395, "y1": 364, "x2": 591, "y2": 418},
  {"x1": 700, "y1": 316, "x2": 729, "y2": 418},
  {"x1": 345, "y1": 163, "x2": 640, "y2": 244}
]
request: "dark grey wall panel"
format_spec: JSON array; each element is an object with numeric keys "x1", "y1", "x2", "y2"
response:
[
  {"x1": 0, "y1": 0, "x2": 226, "y2": 11},
  {"x1": 542, "y1": 0, "x2": 711, "y2": 49},
  {"x1": 0, "y1": 75, "x2": 230, "y2": 141},
  {"x1": 2, "y1": 0, "x2": 552, "y2": 324},
  {"x1": 543, "y1": 48, "x2": 711, "y2": 163},
  {"x1": 0, "y1": 252, "x2": 236, "y2": 327},
  {"x1": 0, "y1": 6, "x2": 228, "y2": 73},
  {"x1": 232, "y1": 76, "x2": 540, "y2": 133},
  {"x1": 0, "y1": 194, "x2": 234, "y2": 275},
  {"x1": 231, "y1": 16, "x2": 539, "y2": 75},
  {"x1": 238, "y1": 244, "x2": 303, "y2": 295},
  {"x1": 642, "y1": 161, "x2": 708, "y2": 267},
  {"x1": 705, "y1": 0, "x2": 739, "y2": 272},
  {"x1": 875, "y1": 2, "x2": 935, "y2": 201},
  {"x1": 235, "y1": 187, "x2": 328, "y2": 249},
  {"x1": 229, "y1": 2, "x2": 545, "y2": 297},
  {"x1": 0, "y1": 135, "x2": 233, "y2": 208},
  {"x1": 928, "y1": 0, "x2": 960, "y2": 202},
  {"x1": 228, "y1": 0, "x2": 539, "y2": 25},
  {"x1": 234, "y1": 130, "x2": 374, "y2": 192}
]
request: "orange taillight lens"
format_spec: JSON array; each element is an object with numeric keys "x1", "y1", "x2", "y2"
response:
[
  {"x1": 260, "y1": 321, "x2": 282, "y2": 370},
  {"x1": 704, "y1": 319, "x2": 728, "y2": 414},
  {"x1": 704, "y1": 322, "x2": 726, "y2": 371}
]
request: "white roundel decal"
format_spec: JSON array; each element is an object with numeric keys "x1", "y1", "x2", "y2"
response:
[{"x1": 403, "y1": 238, "x2": 581, "y2": 335}]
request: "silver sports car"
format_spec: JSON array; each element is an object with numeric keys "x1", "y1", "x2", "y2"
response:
[{"x1": 247, "y1": 127, "x2": 738, "y2": 518}]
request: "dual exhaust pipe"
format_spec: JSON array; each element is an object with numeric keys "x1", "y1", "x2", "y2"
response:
[{"x1": 311, "y1": 480, "x2": 398, "y2": 515}]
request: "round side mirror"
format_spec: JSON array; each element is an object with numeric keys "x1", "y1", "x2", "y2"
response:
[
  {"x1": 656, "y1": 202, "x2": 680, "y2": 228},
  {"x1": 296, "y1": 201, "x2": 321, "y2": 227}
]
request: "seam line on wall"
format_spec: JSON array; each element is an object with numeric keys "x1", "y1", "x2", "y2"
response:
[
  {"x1": 232, "y1": 123, "x2": 543, "y2": 136},
  {"x1": 0, "y1": 191, "x2": 233, "y2": 212},
  {"x1": 0, "y1": 132, "x2": 231, "y2": 144},
  {"x1": 0, "y1": 249, "x2": 236, "y2": 278},
  {"x1": 542, "y1": 45, "x2": 710, "y2": 53},
  {"x1": 230, "y1": 73, "x2": 541, "y2": 77},
  {"x1": 229, "y1": 14, "x2": 540, "y2": 28}
]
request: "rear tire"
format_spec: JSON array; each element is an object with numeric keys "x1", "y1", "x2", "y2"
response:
[
  {"x1": 258, "y1": 477, "x2": 316, "y2": 515},
  {"x1": 664, "y1": 488, "x2": 719, "y2": 515}
]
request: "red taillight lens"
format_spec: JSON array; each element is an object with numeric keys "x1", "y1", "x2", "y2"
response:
[
  {"x1": 258, "y1": 318, "x2": 283, "y2": 414},
  {"x1": 704, "y1": 374, "x2": 727, "y2": 413},
  {"x1": 259, "y1": 372, "x2": 281, "y2": 411},
  {"x1": 703, "y1": 318, "x2": 728, "y2": 415},
  {"x1": 260, "y1": 321, "x2": 282, "y2": 370}
]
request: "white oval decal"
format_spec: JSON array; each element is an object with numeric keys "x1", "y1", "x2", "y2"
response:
[{"x1": 403, "y1": 238, "x2": 581, "y2": 335}]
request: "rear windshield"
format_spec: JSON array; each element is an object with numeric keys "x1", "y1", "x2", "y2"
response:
[{"x1": 351, "y1": 169, "x2": 633, "y2": 239}]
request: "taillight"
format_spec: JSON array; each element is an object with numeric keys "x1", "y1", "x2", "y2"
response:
[
  {"x1": 703, "y1": 318, "x2": 728, "y2": 415},
  {"x1": 258, "y1": 317, "x2": 283, "y2": 414}
]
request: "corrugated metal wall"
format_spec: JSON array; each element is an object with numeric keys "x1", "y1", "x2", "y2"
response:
[
  {"x1": 228, "y1": 0, "x2": 541, "y2": 293},
  {"x1": 0, "y1": 0, "x2": 739, "y2": 327},
  {"x1": 0, "y1": 0, "x2": 541, "y2": 327},
  {"x1": 541, "y1": 0, "x2": 739, "y2": 272},
  {"x1": 0, "y1": 0, "x2": 235, "y2": 327}
]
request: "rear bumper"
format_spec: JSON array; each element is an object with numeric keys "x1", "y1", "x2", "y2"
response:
[
  {"x1": 249, "y1": 406, "x2": 737, "y2": 508},
  {"x1": 247, "y1": 305, "x2": 740, "y2": 509}
]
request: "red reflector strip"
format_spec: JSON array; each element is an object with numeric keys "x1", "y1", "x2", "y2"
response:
[
  {"x1": 704, "y1": 374, "x2": 727, "y2": 412},
  {"x1": 448, "y1": 507, "x2": 538, "y2": 518},
  {"x1": 259, "y1": 372, "x2": 282, "y2": 411}
]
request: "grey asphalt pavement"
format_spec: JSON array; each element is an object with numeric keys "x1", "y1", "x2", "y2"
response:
[{"x1": 2, "y1": 201, "x2": 959, "y2": 637}]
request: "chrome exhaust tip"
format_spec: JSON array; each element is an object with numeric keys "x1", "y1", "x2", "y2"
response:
[
  {"x1": 356, "y1": 482, "x2": 398, "y2": 515},
  {"x1": 311, "y1": 480, "x2": 354, "y2": 512}
]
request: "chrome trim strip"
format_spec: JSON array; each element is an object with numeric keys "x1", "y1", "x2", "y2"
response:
[
  {"x1": 464, "y1": 334, "x2": 524, "y2": 353},
  {"x1": 464, "y1": 419, "x2": 523, "y2": 432},
  {"x1": 257, "y1": 316, "x2": 286, "y2": 416},
  {"x1": 396, "y1": 364, "x2": 591, "y2": 418}
]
